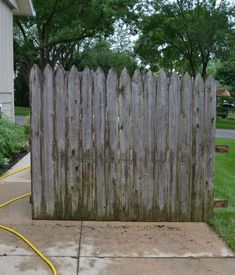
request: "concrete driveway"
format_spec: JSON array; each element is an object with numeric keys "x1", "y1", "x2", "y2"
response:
[
  {"x1": 216, "y1": 129, "x2": 235, "y2": 139},
  {"x1": 15, "y1": 115, "x2": 26, "y2": 126},
  {"x1": 0, "y1": 155, "x2": 235, "y2": 274}
]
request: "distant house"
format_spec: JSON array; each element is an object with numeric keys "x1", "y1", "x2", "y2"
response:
[{"x1": 0, "y1": 0, "x2": 35, "y2": 121}]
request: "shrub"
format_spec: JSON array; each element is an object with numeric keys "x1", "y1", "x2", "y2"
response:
[{"x1": 0, "y1": 116, "x2": 28, "y2": 174}]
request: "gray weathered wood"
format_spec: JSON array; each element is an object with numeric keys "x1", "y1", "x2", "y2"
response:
[
  {"x1": 30, "y1": 65, "x2": 42, "y2": 219},
  {"x1": 168, "y1": 72, "x2": 181, "y2": 220},
  {"x1": 42, "y1": 64, "x2": 55, "y2": 217},
  {"x1": 31, "y1": 65, "x2": 216, "y2": 222},
  {"x1": 67, "y1": 66, "x2": 81, "y2": 217},
  {"x1": 119, "y1": 68, "x2": 132, "y2": 218},
  {"x1": 192, "y1": 74, "x2": 205, "y2": 221},
  {"x1": 81, "y1": 67, "x2": 94, "y2": 217},
  {"x1": 203, "y1": 76, "x2": 216, "y2": 220},
  {"x1": 55, "y1": 66, "x2": 67, "y2": 218},
  {"x1": 156, "y1": 71, "x2": 169, "y2": 219},
  {"x1": 132, "y1": 70, "x2": 144, "y2": 219},
  {"x1": 93, "y1": 67, "x2": 106, "y2": 217},
  {"x1": 179, "y1": 73, "x2": 193, "y2": 221},
  {"x1": 106, "y1": 69, "x2": 118, "y2": 217},
  {"x1": 143, "y1": 70, "x2": 156, "y2": 218}
]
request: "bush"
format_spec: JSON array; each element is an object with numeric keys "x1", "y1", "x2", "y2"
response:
[
  {"x1": 0, "y1": 116, "x2": 28, "y2": 174},
  {"x1": 216, "y1": 106, "x2": 229, "y2": 119}
]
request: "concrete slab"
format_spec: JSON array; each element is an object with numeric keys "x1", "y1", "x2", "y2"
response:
[
  {"x1": 79, "y1": 257, "x2": 235, "y2": 275},
  {"x1": 0, "y1": 221, "x2": 81, "y2": 257},
  {"x1": 0, "y1": 255, "x2": 77, "y2": 275},
  {"x1": 80, "y1": 222, "x2": 234, "y2": 258},
  {"x1": 0, "y1": 181, "x2": 31, "y2": 223},
  {"x1": 1, "y1": 153, "x2": 31, "y2": 182}
]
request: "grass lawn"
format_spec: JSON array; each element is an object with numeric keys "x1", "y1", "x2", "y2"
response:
[
  {"x1": 216, "y1": 112, "x2": 235, "y2": 129},
  {"x1": 15, "y1": 106, "x2": 30, "y2": 116},
  {"x1": 209, "y1": 138, "x2": 235, "y2": 251},
  {"x1": 216, "y1": 117, "x2": 235, "y2": 130}
]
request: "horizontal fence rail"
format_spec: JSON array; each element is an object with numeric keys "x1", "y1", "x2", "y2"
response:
[{"x1": 30, "y1": 65, "x2": 216, "y2": 221}]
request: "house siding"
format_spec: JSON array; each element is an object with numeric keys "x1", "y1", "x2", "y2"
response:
[{"x1": 0, "y1": 0, "x2": 14, "y2": 121}]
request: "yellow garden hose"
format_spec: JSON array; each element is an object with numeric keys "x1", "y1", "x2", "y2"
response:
[
  {"x1": 0, "y1": 225, "x2": 57, "y2": 275},
  {"x1": 0, "y1": 165, "x2": 30, "y2": 181},
  {"x1": 0, "y1": 167, "x2": 57, "y2": 275},
  {"x1": 0, "y1": 192, "x2": 31, "y2": 208}
]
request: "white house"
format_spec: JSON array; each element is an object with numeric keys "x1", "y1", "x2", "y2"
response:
[{"x1": 0, "y1": 0, "x2": 35, "y2": 121}]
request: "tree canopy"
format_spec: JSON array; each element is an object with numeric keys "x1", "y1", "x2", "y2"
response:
[
  {"x1": 14, "y1": 0, "x2": 137, "y2": 72},
  {"x1": 135, "y1": 0, "x2": 235, "y2": 78}
]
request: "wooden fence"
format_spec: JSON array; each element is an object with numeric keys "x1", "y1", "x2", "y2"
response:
[{"x1": 30, "y1": 65, "x2": 216, "y2": 221}]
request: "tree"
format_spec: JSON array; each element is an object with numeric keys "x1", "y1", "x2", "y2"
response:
[
  {"x1": 135, "y1": 0, "x2": 234, "y2": 78},
  {"x1": 75, "y1": 40, "x2": 138, "y2": 74},
  {"x1": 14, "y1": 0, "x2": 137, "y2": 75},
  {"x1": 14, "y1": 0, "x2": 137, "y2": 105}
]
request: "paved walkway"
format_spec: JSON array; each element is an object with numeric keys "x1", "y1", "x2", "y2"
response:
[
  {"x1": 15, "y1": 116, "x2": 26, "y2": 126},
  {"x1": 0, "y1": 155, "x2": 235, "y2": 274},
  {"x1": 216, "y1": 129, "x2": 235, "y2": 139}
]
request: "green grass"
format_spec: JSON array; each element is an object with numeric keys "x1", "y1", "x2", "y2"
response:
[
  {"x1": 209, "y1": 138, "x2": 235, "y2": 251},
  {"x1": 216, "y1": 112, "x2": 235, "y2": 129},
  {"x1": 15, "y1": 106, "x2": 30, "y2": 116},
  {"x1": 216, "y1": 118, "x2": 235, "y2": 129}
]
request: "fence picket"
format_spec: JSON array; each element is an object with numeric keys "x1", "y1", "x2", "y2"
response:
[
  {"x1": 106, "y1": 69, "x2": 118, "y2": 217},
  {"x1": 192, "y1": 74, "x2": 205, "y2": 221},
  {"x1": 30, "y1": 65, "x2": 42, "y2": 218},
  {"x1": 119, "y1": 68, "x2": 132, "y2": 218},
  {"x1": 156, "y1": 71, "x2": 169, "y2": 219},
  {"x1": 179, "y1": 73, "x2": 193, "y2": 221},
  {"x1": 42, "y1": 65, "x2": 55, "y2": 217},
  {"x1": 94, "y1": 67, "x2": 106, "y2": 217},
  {"x1": 168, "y1": 72, "x2": 181, "y2": 220},
  {"x1": 81, "y1": 68, "x2": 94, "y2": 217},
  {"x1": 67, "y1": 66, "x2": 81, "y2": 217},
  {"x1": 132, "y1": 70, "x2": 144, "y2": 219},
  {"x1": 203, "y1": 76, "x2": 216, "y2": 220},
  {"x1": 54, "y1": 66, "x2": 67, "y2": 218},
  {"x1": 143, "y1": 70, "x2": 156, "y2": 219}
]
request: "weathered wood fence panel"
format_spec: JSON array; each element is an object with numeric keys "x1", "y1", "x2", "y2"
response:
[{"x1": 30, "y1": 65, "x2": 216, "y2": 221}]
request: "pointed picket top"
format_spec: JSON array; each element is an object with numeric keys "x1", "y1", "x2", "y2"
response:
[
  {"x1": 68, "y1": 65, "x2": 79, "y2": 81},
  {"x1": 168, "y1": 72, "x2": 180, "y2": 99},
  {"x1": 146, "y1": 69, "x2": 154, "y2": 78},
  {"x1": 81, "y1": 66, "x2": 93, "y2": 86},
  {"x1": 169, "y1": 71, "x2": 179, "y2": 84},
  {"x1": 107, "y1": 68, "x2": 118, "y2": 82},
  {"x1": 43, "y1": 63, "x2": 53, "y2": 75},
  {"x1": 159, "y1": 70, "x2": 167, "y2": 79},
  {"x1": 95, "y1": 66, "x2": 104, "y2": 74},
  {"x1": 183, "y1": 72, "x2": 192, "y2": 82},
  {"x1": 132, "y1": 69, "x2": 142, "y2": 83},
  {"x1": 29, "y1": 64, "x2": 41, "y2": 98},
  {"x1": 94, "y1": 67, "x2": 105, "y2": 80},
  {"x1": 205, "y1": 75, "x2": 215, "y2": 89},
  {"x1": 205, "y1": 75, "x2": 217, "y2": 99},
  {"x1": 194, "y1": 73, "x2": 204, "y2": 94},
  {"x1": 182, "y1": 72, "x2": 193, "y2": 93},
  {"x1": 69, "y1": 64, "x2": 79, "y2": 75},
  {"x1": 83, "y1": 66, "x2": 91, "y2": 74},
  {"x1": 119, "y1": 68, "x2": 131, "y2": 91},
  {"x1": 120, "y1": 67, "x2": 130, "y2": 80},
  {"x1": 30, "y1": 64, "x2": 41, "y2": 81},
  {"x1": 55, "y1": 64, "x2": 66, "y2": 81},
  {"x1": 206, "y1": 74, "x2": 215, "y2": 83},
  {"x1": 157, "y1": 70, "x2": 168, "y2": 91}
]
